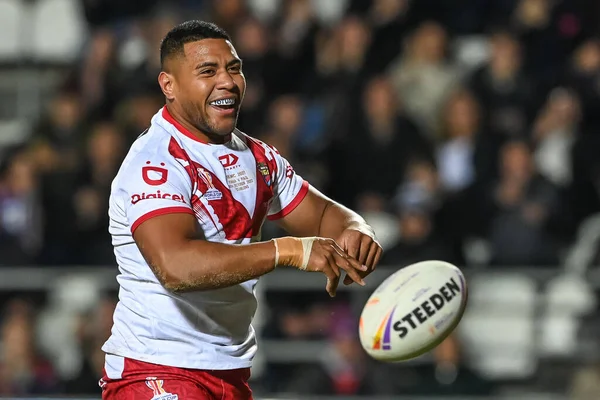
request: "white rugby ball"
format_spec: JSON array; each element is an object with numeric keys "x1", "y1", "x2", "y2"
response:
[{"x1": 359, "y1": 260, "x2": 468, "y2": 362}]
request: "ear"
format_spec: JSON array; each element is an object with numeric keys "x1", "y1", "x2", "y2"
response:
[{"x1": 158, "y1": 71, "x2": 176, "y2": 101}]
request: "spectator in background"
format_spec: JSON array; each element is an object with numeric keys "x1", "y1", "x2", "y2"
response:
[
  {"x1": 436, "y1": 88, "x2": 496, "y2": 193},
  {"x1": 327, "y1": 75, "x2": 432, "y2": 210},
  {"x1": 532, "y1": 87, "x2": 581, "y2": 188},
  {"x1": 382, "y1": 158, "x2": 458, "y2": 266},
  {"x1": 485, "y1": 140, "x2": 561, "y2": 266},
  {"x1": 273, "y1": 0, "x2": 319, "y2": 96},
  {"x1": 468, "y1": 29, "x2": 535, "y2": 139},
  {"x1": 0, "y1": 148, "x2": 41, "y2": 266},
  {"x1": 74, "y1": 122, "x2": 126, "y2": 265},
  {"x1": 315, "y1": 15, "x2": 373, "y2": 140},
  {"x1": 362, "y1": 0, "x2": 414, "y2": 76},
  {"x1": 387, "y1": 20, "x2": 459, "y2": 139},
  {"x1": 234, "y1": 17, "x2": 273, "y2": 134},
  {"x1": 567, "y1": 39, "x2": 600, "y2": 226},
  {"x1": 0, "y1": 299, "x2": 59, "y2": 396},
  {"x1": 113, "y1": 85, "x2": 164, "y2": 146},
  {"x1": 30, "y1": 89, "x2": 86, "y2": 266}
]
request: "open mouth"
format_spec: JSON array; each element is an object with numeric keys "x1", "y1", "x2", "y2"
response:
[{"x1": 209, "y1": 98, "x2": 237, "y2": 112}]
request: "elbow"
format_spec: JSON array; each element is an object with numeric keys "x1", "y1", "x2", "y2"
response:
[
  {"x1": 149, "y1": 258, "x2": 187, "y2": 293},
  {"x1": 153, "y1": 258, "x2": 211, "y2": 293}
]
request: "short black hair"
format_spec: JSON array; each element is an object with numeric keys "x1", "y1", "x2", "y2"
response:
[{"x1": 160, "y1": 20, "x2": 231, "y2": 69}]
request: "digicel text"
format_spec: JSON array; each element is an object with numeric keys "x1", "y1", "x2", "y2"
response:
[{"x1": 131, "y1": 191, "x2": 187, "y2": 205}]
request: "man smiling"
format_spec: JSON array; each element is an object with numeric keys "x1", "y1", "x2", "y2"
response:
[{"x1": 100, "y1": 20, "x2": 382, "y2": 400}]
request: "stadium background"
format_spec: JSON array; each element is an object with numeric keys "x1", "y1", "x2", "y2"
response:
[{"x1": 2, "y1": 0, "x2": 600, "y2": 398}]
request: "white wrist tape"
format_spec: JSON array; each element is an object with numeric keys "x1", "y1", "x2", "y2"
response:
[
  {"x1": 298, "y1": 237, "x2": 317, "y2": 270},
  {"x1": 273, "y1": 238, "x2": 280, "y2": 268}
]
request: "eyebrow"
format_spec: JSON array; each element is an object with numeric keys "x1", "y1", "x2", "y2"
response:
[{"x1": 195, "y1": 59, "x2": 242, "y2": 69}]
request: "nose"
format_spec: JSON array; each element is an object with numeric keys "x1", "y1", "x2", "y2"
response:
[{"x1": 215, "y1": 70, "x2": 236, "y2": 91}]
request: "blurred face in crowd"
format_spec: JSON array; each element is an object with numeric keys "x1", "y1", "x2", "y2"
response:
[
  {"x1": 235, "y1": 18, "x2": 268, "y2": 58},
  {"x1": 407, "y1": 160, "x2": 439, "y2": 194},
  {"x1": 6, "y1": 153, "x2": 35, "y2": 195},
  {"x1": 363, "y1": 76, "x2": 398, "y2": 122},
  {"x1": 268, "y1": 95, "x2": 303, "y2": 137},
  {"x1": 410, "y1": 21, "x2": 447, "y2": 63},
  {"x1": 443, "y1": 90, "x2": 480, "y2": 139},
  {"x1": 573, "y1": 40, "x2": 600, "y2": 74},
  {"x1": 514, "y1": 0, "x2": 551, "y2": 28},
  {"x1": 490, "y1": 32, "x2": 521, "y2": 79},
  {"x1": 88, "y1": 122, "x2": 124, "y2": 168},
  {"x1": 159, "y1": 39, "x2": 246, "y2": 142},
  {"x1": 500, "y1": 141, "x2": 533, "y2": 181},
  {"x1": 1, "y1": 301, "x2": 35, "y2": 362},
  {"x1": 49, "y1": 92, "x2": 82, "y2": 131},
  {"x1": 547, "y1": 89, "x2": 581, "y2": 128}
]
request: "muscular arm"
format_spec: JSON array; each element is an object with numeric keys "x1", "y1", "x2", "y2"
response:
[
  {"x1": 134, "y1": 213, "x2": 276, "y2": 293},
  {"x1": 276, "y1": 184, "x2": 381, "y2": 285},
  {"x1": 276, "y1": 185, "x2": 371, "y2": 238},
  {"x1": 133, "y1": 210, "x2": 366, "y2": 295}
]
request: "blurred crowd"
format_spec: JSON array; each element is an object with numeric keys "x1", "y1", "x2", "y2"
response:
[{"x1": 3, "y1": 0, "x2": 600, "y2": 397}]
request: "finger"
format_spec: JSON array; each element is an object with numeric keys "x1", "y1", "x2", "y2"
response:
[
  {"x1": 329, "y1": 240, "x2": 365, "y2": 270},
  {"x1": 323, "y1": 263, "x2": 340, "y2": 297},
  {"x1": 325, "y1": 252, "x2": 341, "y2": 278},
  {"x1": 373, "y1": 246, "x2": 383, "y2": 270},
  {"x1": 365, "y1": 242, "x2": 380, "y2": 270},
  {"x1": 358, "y1": 236, "x2": 372, "y2": 265},
  {"x1": 341, "y1": 235, "x2": 360, "y2": 260},
  {"x1": 333, "y1": 252, "x2": 365, "y2": 286}
]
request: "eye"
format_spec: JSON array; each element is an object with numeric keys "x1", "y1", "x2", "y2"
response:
[
  {"x1": 229, "y1": 65, "x2": 242, "y2": 74},
  {"x1": 200, "y1": 69, "x2": 216, "y2": 76}
]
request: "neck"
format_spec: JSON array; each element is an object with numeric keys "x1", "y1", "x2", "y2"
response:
[{"x1": 164, "y1": 104, "x2": 230, "y2": 144}]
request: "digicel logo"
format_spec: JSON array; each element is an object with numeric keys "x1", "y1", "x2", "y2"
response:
[{"x1": 131, "y1": 191, "x2": 187, "y2": 205}]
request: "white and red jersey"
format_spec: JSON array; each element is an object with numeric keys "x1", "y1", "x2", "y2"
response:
[{"x1": 102, "y1": 106, "x2": 308, "y2": 374}]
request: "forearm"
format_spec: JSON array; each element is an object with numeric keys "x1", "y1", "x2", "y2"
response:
[
  {"x1": 318, "y1": 201, "x2": 371, "y2": 239},
  {"x1": 150, "y1": 240, "x2": 277, "y2": 293}
]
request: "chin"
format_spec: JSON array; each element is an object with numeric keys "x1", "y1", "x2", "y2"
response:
[{"x1": 214, "y1": 120, "x2": 238, "y2": 135}]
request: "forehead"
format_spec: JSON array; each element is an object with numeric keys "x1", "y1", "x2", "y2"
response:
[{"x1": 183, "y1": 39, "x2": 239, "y2": 64}]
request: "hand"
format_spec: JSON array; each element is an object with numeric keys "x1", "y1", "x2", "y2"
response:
[
  {"x1": 273, "y1": 236, "x2": 367, "y2": 297},
  {"x1": 306, "y1": 238, "x2": 367, "y2": 297},
  {"x1": 337, "y1": 226, "x2": 383, "y2": 285}
]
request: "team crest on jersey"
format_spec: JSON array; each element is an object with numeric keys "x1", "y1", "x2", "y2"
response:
[
  {"x1": 257, "y1": 162, "x2": 271, "y2": 187},
  {"x1": 145, "y1": 378, "x2": 178, "y2": 400},
  {"x1": 197, "y1": 167, "x2": 223, "y2": 201}
]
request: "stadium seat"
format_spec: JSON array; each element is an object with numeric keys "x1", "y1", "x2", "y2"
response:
[
  {"x1": 0, "y1": 0, "x2": 24, "y2": 62},
  {"x1": 31, "y1": 0, "x2": 87, "y2": 63},
  {"x1": 539, "y1": 274, "x2": 596, "y2": 357},
  {"x1": 458, "y1": 273, "x2": 538, "y2": 380},
  {"x1": 36, "y1": 275, "x2": 102, "y2": 379}
]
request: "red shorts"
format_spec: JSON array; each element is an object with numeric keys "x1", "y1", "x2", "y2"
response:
[{"x1": 99, "y1": 357, "x2": 253, "y2": 400}]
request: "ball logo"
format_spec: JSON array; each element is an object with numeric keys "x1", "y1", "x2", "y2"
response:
[
  {"x1": 393, "y1": 277, "x2": 463, "y2": 339},
  {"x1": 143, "y1": 161, "x2": 168, "y2": 186},
  {"x1": 372, "y1": 306, "x2": 397, "y2": 350}
]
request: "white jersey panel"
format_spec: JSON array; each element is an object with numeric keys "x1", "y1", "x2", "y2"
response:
[{"x1": 104, "y1": 107, "x2": 308, "y2": 370}]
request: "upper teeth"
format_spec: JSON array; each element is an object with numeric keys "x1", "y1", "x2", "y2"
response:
[{"x1": 211, "y1": 98, "x2": 235, "y2": 106}]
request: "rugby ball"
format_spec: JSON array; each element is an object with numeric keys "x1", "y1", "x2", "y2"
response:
[{"x1": 359, "y1": 260, "x2": 468, "y2": 362}]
